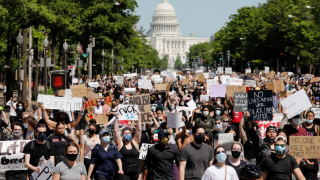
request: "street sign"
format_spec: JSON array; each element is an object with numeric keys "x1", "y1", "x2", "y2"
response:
[{"x1": 40, "y1": 58, "x2": 53, "y2": 67}]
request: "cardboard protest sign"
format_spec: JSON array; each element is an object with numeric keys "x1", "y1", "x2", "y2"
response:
[
  {"x1": 247, "y1": 90, "x2": 273, "y2": 121},
  {"x1": 233, "y1": 93, "x2": 248, "y2": 112},
  {"x1": 198, "y1": 74, "x2": 205, "y2": 82},
  {"x1": 87, "y1": 92, "x2": 102, "y2": 100},
  {"x1": 42, "y1": 96, "x2": 82, "y2": 110},
  {"x1": 282, "y1": 72, "x2": 288, "y2": 76},
  {"x1": 209, "y1": 84, "x2": 226, "y2": 97},
  {"x1": 226, "y1": 85, "x2": 246, "y2": 97},
  {"x1": 268, "y1": 71, "x2": 275, "y2": 77},
  {"x1": 311, "y1": 108, "x2": 320, "y2": 119},
  {"x1": 85, "y1": 114, "x2": 109, "y2": 124},
  {"x1": 225, "y1": 67, "x2": 232, "y2": 74},
  {"x1": 310, "y1": 77, "x2": 319, "y2": 83},
  {"x1": 228, "y1": 78, "x2": 243, "y2": 86},
  {"x1": 256, "y1": 113, "x2": 283, "y2": 138},
  {"x1": 166, "y1": 82, "x2": 171, "y2": 92},
  {"x1": 84, "y1": 95, "x2": 113, "y2": 110},
  {"x1": 88, "y1": 82, "x2": 99, "y2": 88},
  {"x1": 86, "y1": 88, "x2": 94, "y2": 93},
  {"x1": 187, "y1": 99, "x2": 197, "y2": 110},
  {"x1": 128, "y1": 95, "x2": 152, "y2": 124},
  {"x1": 139, "y1": 143, "x2": 155, "y2": 160},
  {"x1": 155, "y1": 84, "x2": 168, "y2": 91},
  {"x1": 200, "y1": 95, "x2": 209, "y2": 102},
  {"x1": 267, "y1": 80, "x2": 284, "y2": 92},
  {"x1": 70, "y1": 84, "x2": 87, "y2": 97},
  {"x1": 0, "y1": 140, "x2": 30, "y2": 172},
  {"x1": 32, "y1": 159, "x2": 54, "y2": 180},
  {"x1": 118, "y1": 104, "x2": 139, "y2": 120},
  {"x1": 166, "y1": 112, "x2": 184, "y2": 128},
  {"x1": 281, "y1": 90, "x2": 312, "y2": 119},
  {"x1": 218, "y1": 133, "x2": 234, "y2": 152},
  {"x1": 182, "y1": 78, "x2": 189, "y2": 85},
  {"x1": 221, "y1": 75, "x2": 231, "y2": 84},
  {"x1": 290, "y1": 136, "x2": 320, "y2": 159},
  {"x1": 58, "y1": 90, "x2": 65, "y2": 96},
  {"x1": 279, "y1": 90, "x2": 293, "y2": 98}
]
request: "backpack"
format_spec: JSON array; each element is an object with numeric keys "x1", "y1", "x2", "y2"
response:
[{"x1": 30, "y1": 140, "x2": 50, "y2": 151}]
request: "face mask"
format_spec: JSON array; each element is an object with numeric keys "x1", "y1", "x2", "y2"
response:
[
  {"x1": 216, "y1": 101, "x2": 221, "y2": 105},
  {"x1": 194, "y1": 134, "x2": 205, "y2": 144},
  {"x1": 306, "y1": 119, "x2": 313, "y2": 124},
  {"x1": 215, "y1": 124, "x2": 222, "y2": 129},
  {"x1": 88, "y1": 129, "x2": 95, "y2": 135},
  {"x1": 38, "y1": 133, "x2": 47, "y2": 141},
  {"x1": 223, "y1": 122, "x2": 229, "y2": 127},
  {"x1": 275, "y1": 145, "x2": 286, "y2": 156},
  {"x1": 181, "y1": 103, "x2": 184, "y2": 106},
  {"x1": 18, "y1": 106, "x2": 23, "y2": 110},
  {"x1": 161, "y1": 137, "x2": 169, "y2": 145},
  {"x1": 217, "y1": 153, "x2": 227, "y2": 163},
  {"x1": 195, "y1": 100, "x2": 199, "y2": 103},
  {"x1": 293, "y1": 118, "x2": 300, "y2": 125},
  {"x1": 66, "y1": 153, "x2": 78, "y2": 161},
  {"x1": 13, "y1": 130, "x2": 22, "y2": 138},
  {"x1": 203, "y1": 111, "x2": 209, "y2": 116},
  {"x1": 215, "y1": 110, "x2": 221, "y2": 116},
  {"x1": 123, "y1": 134, "x2": 132, "y2": 141},
  {"x1": 102, "y1": 136, "x2": 110, "y2": 143},
  {"x1": 101, "y1": 101, "x2": 105, "y2": 105},
  {"x1": 97, "y1": 102, "x2": 101, "y2": 105},
  {"x1": 170, "y1": 106, "x2": 175, "y2": 110},
  {"x1": 231, "y1": 150, "x2": 241, "y2": 159},
  {"x1": 23, "y1": 123, "x2": 28, "y2": 129}
]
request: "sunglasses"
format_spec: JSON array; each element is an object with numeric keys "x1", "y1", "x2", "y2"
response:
[
  {"x1": 275, "y1": 144, "x2": 286, "y2": 148},
  {"x1": 216, "y1": 151, "x2": 226, "y2": 154},
  {"x1": 38, "y1": 131, "x2": 46, "y2": 134},
  {"x1": 223, "y1": 121, "x2": 229, "y2": 123},
  {"x1": 97, "y1": 101, "x2": 101, "y2": 102},
  {"x1": 215, "y1": 123, "x2": 221, "y2": 125}
]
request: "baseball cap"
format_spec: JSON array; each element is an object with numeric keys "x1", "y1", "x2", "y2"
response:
[
  {"x1": 275, "y1": 135, "x2": 287, "y2": 143},
  {"x1": 99, "y1": 129, "x2": 109, "y2": 136},
  {"x1": 158, "y1": 129, "x2": 170, "y2": 138}
]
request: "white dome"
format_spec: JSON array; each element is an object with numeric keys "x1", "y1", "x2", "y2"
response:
[{"x1": 154, "y1": 0, "x2": 176, "y2": 15}]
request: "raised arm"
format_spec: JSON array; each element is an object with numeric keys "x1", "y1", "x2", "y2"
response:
[
  {"x1": 40, "y1": 105, "x2": 57, "y2": 129},
  {"x1": 239, "y1": 111, "x2": 248, "y2": 144},
  {"x1": 133, "y1": 112, "x2": 142, "y2": 144},
  {"x1": 114, "y1": 116, "x2": 123, "y2": 148},
  {"x1": 278, "y1": 109, "x2": 288, "y2": 130},
  {"x1": 150, "y1": 112, "x2": 160, "y2": 134},
  {"x1": 70, "y1": 108, "x2": 83, "y2": 128}
]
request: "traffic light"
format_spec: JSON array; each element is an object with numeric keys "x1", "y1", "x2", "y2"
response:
[
  {"x1": 203, "y1": 59, "x2": 205, "y2": 62},
  {"x1": 219, "y1": 52, "x2": 223, "y2": 61},
  {"x1": 226, "y1": 50, "x2": 230, "y2": 60},
  {"x1": 280, "y1": 53, "x2": 283, "y2": 56}
]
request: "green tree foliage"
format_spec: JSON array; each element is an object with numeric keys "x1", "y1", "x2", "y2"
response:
[
  {"x1": 160, "y1": 55, "x2": 169, "y2": 70},
  {"x1": 175, "y1": 55, "x2": 183, "y2": 70}
]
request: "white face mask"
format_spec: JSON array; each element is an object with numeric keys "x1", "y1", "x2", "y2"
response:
[
  {"x1": 216, "y1": 101, "x2": 221, "y2": 105},
  {"x1": 223, "y1": 122, "x2": 229, "y2": 127},
  {"x1": 215, "y1": 124, "x2": 222, "y2": 129},
  {"x1": 293, "y1": 118, "x2": 300, "y2": 125}
]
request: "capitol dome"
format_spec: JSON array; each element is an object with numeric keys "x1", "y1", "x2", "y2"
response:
[{"x1": 154, "y1": 0, "x2": 176, "y2": 15}]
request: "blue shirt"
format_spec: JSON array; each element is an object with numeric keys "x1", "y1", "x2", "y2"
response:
[{"x1": 90, "y1": 143, "x2": 123, "y2": 179}]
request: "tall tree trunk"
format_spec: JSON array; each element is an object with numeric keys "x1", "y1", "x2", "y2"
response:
[
  {"x1": 22, "y1": 28, "x2": 28, "y2": 103},
  {"x1": 5, "y1": 28, "x2": 15, "y2": 104},
  {"x1": 32, "y1": 38, "x2": 39, "y2": 100}
]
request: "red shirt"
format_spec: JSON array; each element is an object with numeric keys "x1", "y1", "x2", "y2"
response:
[
  {"x1": 232, "y1": 111, "x2": 243, "y2": 123},
  {"x1": 284, "y1": 124, "x2": 307, "y2": 144}
]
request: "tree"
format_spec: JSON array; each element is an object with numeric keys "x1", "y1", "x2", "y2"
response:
[
  {"x1": 160, "y1": 55, "x2": 169, "y2": 70},
  {"x1": 175, "y1": 55, "x2": 183, "y2": 70}
]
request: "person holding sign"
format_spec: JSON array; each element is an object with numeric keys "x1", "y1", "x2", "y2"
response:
[
  {"x1": 301, "y1": 111, "x2": 319, "y2": 136},
  {"x1": 53, "y1": 142, "x2": 87, "y2": 180},
  {"x1": 260, "y1": 136, "x2": 306, "y2": 180},
  {"x1": 114, "y1": 112, "x2": 141, "y2": 180}
]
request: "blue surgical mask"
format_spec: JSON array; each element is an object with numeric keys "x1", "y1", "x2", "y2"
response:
[
  {"x1": 306, "y1": 119, "x2": 313, "y2": 124},
  {"x1": 23, "y1": 123, "x2": 28, "y2": 129},
  {"x1": 171, "y1": 106, "x2": 175, "y2": 110},
  {"x1": 123, "y1": 134, "x2": 132, "y2": 141},
  {"x1": 215, "y1": 110, "x2": 221, "y2": 116},
  {"x1": 102, "y1": 136, "x2": 110, "y2": 143},
  {"x1": 217, "y1": 153, "x2": 227, "y2": 163},
  {"x1": 203, "y1": 111, "x2": 209, "y2": 116},
  {"x1": 18, "y1": 106, "x2": 23, "y2": 110},
  {"x1": 37, "y1": 133, "x2": 46, "y2": 141},
  {"x1": 275, "y1": 145, "x2": 286, "y2": 156},
  {"x1": 181, "y1": 102, "x2": 184, "y2": 106}
]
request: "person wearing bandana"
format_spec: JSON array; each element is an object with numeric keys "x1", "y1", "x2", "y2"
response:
[{"x1": 143, "y1": 129, "x2": 180, "y2": 180}]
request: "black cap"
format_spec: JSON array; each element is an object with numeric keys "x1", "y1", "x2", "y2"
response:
[{"x1": 158, "y1": 129, "x2": 170, "y2": 138}]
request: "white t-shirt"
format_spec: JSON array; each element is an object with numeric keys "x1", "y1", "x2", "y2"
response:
[
  {"x1": 6, "y1": 100, "x2": 17, "y2": 116},
  {"x1": 201, "y1": 165, "x2": 239, "y2": 180}
]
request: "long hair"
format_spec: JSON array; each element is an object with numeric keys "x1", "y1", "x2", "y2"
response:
[{"x1": 213, "y1": 145, "x2": 226, "y2": 164}]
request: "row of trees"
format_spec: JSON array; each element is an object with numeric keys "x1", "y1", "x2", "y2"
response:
[
  {"x1": 0, "y1": 0, "x2": 165, "y2": 101},
  {"x1": 188, "y1": 0, "x2": 320, "y2": 73}
]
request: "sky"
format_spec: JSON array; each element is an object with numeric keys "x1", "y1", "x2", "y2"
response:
[{"x1": 135, "y1": 0, "x2": 266, "y2": 38}]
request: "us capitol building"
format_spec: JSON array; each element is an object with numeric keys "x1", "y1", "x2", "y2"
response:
[{"x1": 145, "y1": 0, "x2": 210, "y2": 68}]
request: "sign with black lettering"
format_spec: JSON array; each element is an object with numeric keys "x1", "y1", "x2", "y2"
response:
[
  {"x1": 234, "y1": 93, "x2": 248, "y2": 112},
  {"x1": 32, "y1": 159, "x2": 54, "y2": 180},
  {"x1": 139, "y1": 143, "x2": 155, "y2": 160},
  {"x1": 290, "y1": 136, "x2": 320, "y2": 159},
  {"x1": 0, "y1": 140, "x2": 30, "y2": 172},
  {"x1": 118, "y1": 104, "x2": 139, "y2": 120},
  {"x1": 128, "y1": 95, "x2": 151, "y2": 124},
  {"x1": 247, "y1": 90, "x2": 273, "y2": 121},
  {"x1": 42, "y1": 95, "x2": 82, "y2": 111}
]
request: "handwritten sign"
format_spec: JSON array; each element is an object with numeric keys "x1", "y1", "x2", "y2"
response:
[
  {"x1": 85, "y1": 114, "x2": 109, "y2": 124},
  {"x1": 221, "y1": 76, "x2": 231, "y2": 84},
  {"x1": 233, "y1": 93, "x2": 248, "y2": 112},
  {"x1": 167, "y1": 112, "x2": 184, "y2": 128},
  {"x1": 290, "y1": 136, "x2": 320, "y2": 159},
  {"x1": 217, "y1": 67, "x2": 224, "y2": 74},
  {"x1": 245, "y1": 80, "x2": 256, "y2": 87},
  {"x1": 116, "y1": 76, "x2": 124, "y2": 85},
  {"x1": 37, "y1": 94, "x2": 54, "y2": 103},
  {"x1": 182, "y1": 78, "x2": 189, "y2": 85},
  {"x1": 209, "y1": 84, "x2": 226, "y2": 97},
  {"x1": 0, "y1": 140, "x2": 30, "y2": 172},
  {"x1": 70, "y1": 84, "x2": 87, "y2": 97},
  {"x1": 247, "y1": 90, "x2": 273, "y2": 121},
  {"x1": 128, "y1": 95, "x2": 151, "y2": 124},
  {"x1": 245, "y1": 69, "x2": 251, "y2": 73},
  {"x1": 42, "y1": 96, "x2": 82, "y2": 111},
  {"x1": 138, "y1": 79, "x2": 152, "y2": 89},
  {"x1": 225, "y1": 68, "x2": 232, "y2": 74},
  {"x1": 228, "y1": 78, "x2": 243, "y2": 86},
  {"x1": 200, "y1": 95, "x2": 209, "y2": 102},
  {"x1": 118, "y1": 104, "x2": 139, "y2": 120},
  {"x1": 218, "y1": 133, "x2": 234, "y2": 152},
  {"x1": 311, "y1": 108, "x2": 320, "y2": 119},
  {"x1": 265, "y1": 67, "x2": 269, "y2": 74},
  {"x1": 257, "y1": 113, "x2": 283, "y2": 138},
  {"x1": 280, "y1": 90, "x2": 312, "y2": 119},
  {"x1": 32, "y1": 159, "x2": 54, "y2": 180},
  {"x1": 310, "y1": 77, "x2": 319, "y2": 83},
  {"x1": 88, "y1": 82, "x2": 99, "y2": 88},
  {"x1": 155, "y1": 84, "x2": 168, "y2": 91},
  {"x1": 87, "y1": 92, "x2": 102, "y2": 100},
  {"x1": 266, "y1": 80, "x2": 284, "y2": 92},
  {"x1": 139, "y1": 143, "x2": 155, "y2": 160},
  {"x1": 226, "y1": 85, "x2": 246, "y2": 97}
]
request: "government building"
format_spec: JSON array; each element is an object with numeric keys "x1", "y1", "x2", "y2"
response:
[{"x1": 145, "y1": 0, "x2": 210, "y2": 68}]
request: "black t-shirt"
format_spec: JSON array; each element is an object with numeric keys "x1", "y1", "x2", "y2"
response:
[
  {"x1": 16, "y1": 109, "x2": 25, "y2": 120},
  {"x1": 23, "y1": 140, "x2": 55, "y2": 174},
  {"x1": 74, "y1": 109, "x2": 88, "y2": 122},
  {"x1": 260, "y1": 154, "x2": 299, "y2": 180},
  {"x1": 47, "y1": 134, "x2": 72, "y2": 156},
  {"x1": 114, "y1": 91, "x2": 121, "y2": 100}
]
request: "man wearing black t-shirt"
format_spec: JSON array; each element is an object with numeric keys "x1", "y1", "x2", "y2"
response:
[
  {"x1": 23, "y1": 124, "x2": 55, "y2": 180},
  {"x1": 260, "y1": 136, "x2": 305, "y2": 180}
]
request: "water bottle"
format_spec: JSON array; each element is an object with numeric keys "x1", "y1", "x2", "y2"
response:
[{"x1": 39, "y1": 156, "x2": 45, "y2": 166}]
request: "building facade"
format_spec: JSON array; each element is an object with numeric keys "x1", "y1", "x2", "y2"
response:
[{"x1": 145, "y1": 0, "x2": 210, "y2": 68}]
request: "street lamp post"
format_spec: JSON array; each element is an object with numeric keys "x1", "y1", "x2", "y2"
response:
[
  {"x1": 16, "y1": 31, "x2": 23, "y2": 100},
  {"x1": 76, "y1": 43, "x2": 81, "y2": 82},
  {"x1": 101, "y1": 50, "x2": 105, "y2": 76},
  {"x1": 89, "y1": 35, "x2": 93, "y2": 79},
  {"x1": 43, "y1": 36, "x2": 49, "y2": 94},
  {"x1": 63, "y1": 41, "x2": 68, "y2": 89}
]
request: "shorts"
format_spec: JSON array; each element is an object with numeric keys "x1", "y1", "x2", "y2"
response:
[{"x1": 75, "y1": 121, "x2": 87, "y2": 130}]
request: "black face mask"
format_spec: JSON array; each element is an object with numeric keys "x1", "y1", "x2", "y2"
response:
[
  {"x1": 66, "y1": 153, "x2": 78, "y2": 161},
  {"x1": 194, "y1": 134, "x2": 205, "y2": 144},
  {"x1": 88, "y1": 129, "x2": 95, "y2": 135},
  {"x1": 231, "y1": 150, "x2": 241, "y2": 159}
]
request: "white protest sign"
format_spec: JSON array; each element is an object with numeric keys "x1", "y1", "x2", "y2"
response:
[
  {"x1": 32, "y1": 159, "x2": 54, "y2": 180},
  {"x1": 118, "y1": 104, "x2": 139, "y2": 120},
  {"x1": 246, "y1": 69, "x2": 251, "y2": 73},
  {"x1": 37, "y1": 94, "x2": 54, "y2": 103},
  {"x1": 166, "y1": 72, "x2": 176, "y2": 81},
  {"x1": 0, "y1": 140, "x2": 30, "y2": 172},
  {"x1": 217, "y1": 67, "x2": 224, "y2": 74},
  {"x1": 245, "y1": 80, "x2": 256, "y2": 87},
  {"x1": 225, "y1": 67, "x2": 232, "y2": 74},
  {"x1": 139, "y1": 143, "x2": 155, "y2": 160},
  {"x1": 218, "y1": 133, "x2": 234, "y2": 152},
  {"x1": 151, "y1": 75, "x2": 160, "y2": 80},
  {"x1": 187, "y1": 99, "x2": 197, "y2": 110},
  {"x1": 200, "y1": 95, "x2": 209, "y2": 102},
  {"x1": 167, "y1": 112, "x2": 185, "y2": 128},
  {"x1": 88, "y1": 82, "x2": 99, "y2": 88},
  {"x1": 228, "y1": 78, "x2": 243, "y2": 85},
  {"x1": 124, "y1": 88, "x2": 136, "y2": 94},
  {"x1": 265, "y1": 67, "x2": 270, "y2": 74},
  {"x1": 116, "y1": 76, "x2": 124, "y2": 85},
  {"x1": 42, "y1": 96, "x2": 82, "y2": 110},
  {"x1": 203, "y1": 73, "x2": 210, "y2": 79},
  {"x1": 221, "y1": 75, "x2": 231, "y2": 84},
  {"x1": 64, "y1": 89, "x2": 72, "y2": 97},
  {"x1": 154, "y1": 78, "x2": 163, "y2": 84},
  {"x1": 151, "y1": 104, "x2": 157, "y2": 112},
  {"x1": 72, "y1": 78, "x2": 78, "y2": 84},
  {"x1": 138, "y1": 79, "x2": 152, "y2": 89},
  {"x1": 176, "y1": 106, "x2": 193, "y2": 118},
  {"x1": 281, "y1": 90, "x2": 312, "y2": 119},
  {"x1": 256, "y1": 113, "x2": 283, "y2": 138},
  {"x1": 311, "y1": 108, "x2": 320, "y2": 119}
]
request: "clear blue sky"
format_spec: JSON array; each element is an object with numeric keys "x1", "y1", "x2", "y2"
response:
[{"x1": 135, "y1": 0, "x2": 266, "y2": 38}]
